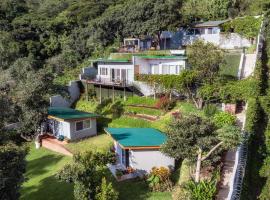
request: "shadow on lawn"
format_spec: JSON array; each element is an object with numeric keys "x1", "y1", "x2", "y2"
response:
[
  {"x1": 25, "y1": 155, "x2": 64, "y2": 177},
  {"x1": 21, "y1": 175, "x2": 73, "y2": 200}
]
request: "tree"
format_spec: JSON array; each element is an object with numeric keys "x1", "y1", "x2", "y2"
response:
[
  {"x1": 162, "y1": 115, "x2": 242, "y2": 182},
  {"x1": 187, "y1": 40, "x2": 225, "y2": 84},
  {"x1": 181, "y1": 0, "x2": 229, "y2": 23},
  {"x1": 57, "y1": 151, "x2": 116, "y2": 200},
  {"x1": 0, "y1": 141, "x2": 27, "y2": 199}
]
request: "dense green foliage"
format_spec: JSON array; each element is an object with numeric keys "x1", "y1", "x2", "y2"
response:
[
  {"x1": 213, "y1": 112, "x2": 236, "y2": 128},
  {"x1": 57, "y1": 151, "x2": 117, "y2": 200},
  {"x1": 162, "y1": 115, "x2": 241, "y2": 182},
  {"x1": 184, "y1": 177, "x2": 218, "y2": 200},
  {"x1": 241, "y1": 11, "x2": 270, "y2": 200},
  {"x1": 222, "y1": 16, "x2": 262, "y2": 39}
]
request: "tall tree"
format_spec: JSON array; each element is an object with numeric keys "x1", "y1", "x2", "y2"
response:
[
  {"x1": 162, "y1": 115, "x2": 242, "y2": 182},
  {"x1": 187, "y1": 40, "x2": 225, "y2": 84}
]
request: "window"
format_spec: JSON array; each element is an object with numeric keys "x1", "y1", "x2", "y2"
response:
[
  {"x1": 208, "y1": 28, "x2": 213, "y2": 34},
  {"x1": 194, "y1": 29, "x2": 200, "y2": 35},
  {"x1": 151, "y1": 65, "x2": 159, "y2": 74},
  {"x1": 76, "y1": 120, "x2": 91, "y2": 132},
  {"x1": 83, "y1": 120, "x2": 91, "y2": 129},
  {"x1": 100, "y1": 68, "x2": 108, "y2": 76},
  {"x1": 162, "y1": 65, "x2": 170, "y2": 74},
  {"x1": 76, "y1": 121, "x2": 83, "y2": 131}
]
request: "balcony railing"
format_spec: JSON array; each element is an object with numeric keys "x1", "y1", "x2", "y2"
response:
[{"x1": 86, "y1": 76, "x2": 132, "y2": 87}]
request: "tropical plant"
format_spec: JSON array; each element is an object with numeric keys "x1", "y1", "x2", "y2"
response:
[
  {"x1": 185, "y1": 176, "x2": 218, "y2": 200},
  {"x1": 213, "y1": 112, "x2": 236, "y2": 128},
  {"x1": 147, "y1": 167, "x2": 172, "y2": 192}
]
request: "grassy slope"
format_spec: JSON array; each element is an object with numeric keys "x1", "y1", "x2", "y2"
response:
[
  {"x1": 220, "y1": 53, "x2": 241, "y2": 77},
  {"x1": 66, "y1": 134, "x2": 113, "y2": 154},
  {"x1": 20, "y1": 145, "x2": 73, "y2": 200}
]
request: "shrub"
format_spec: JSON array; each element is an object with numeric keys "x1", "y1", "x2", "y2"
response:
[
  {"x1": 95, "y1": 177, "x2": 118, "y2": 200},
  {"x1": 155, "y1": 96, "x2": 176, "y2": 111},
  {"x1": 203, "y1": 104, "x2": 219, "y2": 117},
  {"x1": 185, "y1": 178, "x2": 217, "y2": 200},
  {"x1": 147, "y1": 167, "x2": 172, "y2": 192},
  {"x1": 245, "y1": 98, "x2": 261, "y2": 133},
  {"x1": 213, "y1": 112, "x2": 236, "y2": 128}
]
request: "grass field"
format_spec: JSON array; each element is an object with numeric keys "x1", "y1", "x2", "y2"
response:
[
  {"x1": 66, "y1": 134, "x2": 113, "y2": 154},
  {"x1": 220, "y1": 53, "x2": 241, "y2": 77},
  {"x1": 20, "y1": 145, "x2": 73, "y2": 200},
  {"x1": 21, "y1": 141, "x2": 172, "y2": 200}
]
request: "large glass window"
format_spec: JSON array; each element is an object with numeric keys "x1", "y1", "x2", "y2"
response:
[{"x1": 208, "y1": 28, "x2": 213, "y2": 34}]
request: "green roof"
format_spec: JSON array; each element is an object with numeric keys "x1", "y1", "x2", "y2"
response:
[
  {"x1": 48, "y1": 107, "x2": 99, "y2": 120},
  {"x1": 105, "y1": 128, "x2": 167, "y2": 148},
  {"x1": 97, "y1": 59, "x2": 131, "y2": 63},
  {"x1": 137, "y1": 55, "x2": 187, "y2": 60}
]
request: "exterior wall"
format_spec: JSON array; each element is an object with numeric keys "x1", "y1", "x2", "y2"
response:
[
  {"x1": 182, "y1": 27, "x2": 251, "y2": 49},
  {"x1": 219, "y1": 33, "x2": 251, "y2": 49},
  {"x1": 114, "y1": 142, "x2": 124, "y2": 166},
  {"x1": 97, "y1": 63, "x2": 134, "y2": 84},
  {"x1": 49, "y1": 119, "x2": 71, "y2": 138},
  {"x1": 69, "y1": 118, "x2": 97, "y2": 140},
  {"x1": 129, "y1": 149, "x2": 175, "y2": 173},
  {"x1": 134, "y1": 57, "x2": 186, "y2": 75},
  {"x1": 50, "y1": 81, "x2": 81, "y2": 107}
]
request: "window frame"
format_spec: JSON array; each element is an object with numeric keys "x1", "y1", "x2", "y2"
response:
[{"x1": 75, "y1": 119, "x2": 92, "y2": 132}]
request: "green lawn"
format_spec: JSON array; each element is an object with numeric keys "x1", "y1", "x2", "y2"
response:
[
  {"x1": 66, "y1": 134, "x2": 113, "y2": 154},
  {"x1": 124, "y1": 96, "x2": 159, "y2": 107},
  {"x1": 124, "y1": 106, "x2": 164, "y2": 116},
  {"x1": 21, "y1": 140, "x2": 172, "y2": 200},
  {"x1": 220, "y1": 53, "x2": 241, "y2": 77},
  {"x1": 20, "y1": 145, "x2": 73, "y2": 200}
]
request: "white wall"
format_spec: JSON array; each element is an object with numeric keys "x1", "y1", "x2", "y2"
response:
[
  {"x1": 97, "y1": 63, "x2": 134, "y2": 83},
  {"x1": 129, "y1": 149, "x2": 175, "y2": 173},
  {"x1": 134, "y1": 57, "x2": 186, "y2": 75},
  {"x1": 69, "y1": 118, "x2": 97, "y2": 140}
]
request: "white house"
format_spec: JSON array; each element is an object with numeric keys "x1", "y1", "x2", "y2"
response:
[
  {"x1": 95, "y1": 55, "x2": 187, "y2": 86},
  {"x1": 182, "y1": 20, "x2": 251, "y2": 49},
  {"x1": 105, "y1": 127, "x2": 174, "y2": 176},
  {"x1": 47, "y1": 107, "x2": 98, "y2": 141}
]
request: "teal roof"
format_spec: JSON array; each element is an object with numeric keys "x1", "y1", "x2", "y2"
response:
[
  {"x1": 105, "y1": 128, "x2": 167, "y2": 148},
  {"x1": 48, "y1": 107, "x2": 99, "y2": 120},
  {"x1": 137, "y1": 55, "x2": 187, "y2": 60}
]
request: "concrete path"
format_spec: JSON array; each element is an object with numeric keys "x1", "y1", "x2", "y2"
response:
[{"x1": 41, "y1": 136, "x2": 73, "y2": 156}]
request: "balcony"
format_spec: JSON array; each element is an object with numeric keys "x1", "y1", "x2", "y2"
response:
[{"x1": 86, "y1": 76, "x2": 132, "y2": 88}]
